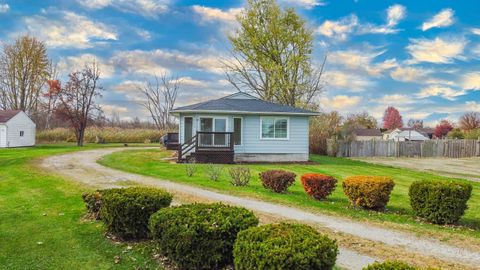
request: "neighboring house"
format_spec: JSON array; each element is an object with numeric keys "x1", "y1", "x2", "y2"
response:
[
  {"x1": 0, "y1": 110, "x2": 36, "y2": 148},
  {"x1": 353, "y1": 128, "x2": 383, "y2": 141},
  {"x1": 170, "y1": 92, "x2": 319, "y2": 163},
  {"x1": 383, "y1": 128, "x2": 430, "y2": 141}
]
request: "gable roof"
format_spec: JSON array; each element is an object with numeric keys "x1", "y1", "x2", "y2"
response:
[
  {"x1": 171, "y1": 92, "x2": 319, "y2": 116},
  {"x1": 0, "y1": 110, "x2": 22, "y2": 123},
  {"x1": 353, "y1": 128, "x2": 383, "y2": 137}
]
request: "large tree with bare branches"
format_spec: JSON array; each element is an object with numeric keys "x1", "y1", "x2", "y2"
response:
[
  {"x1": 459, "y1": 112, "x2": 480, "y2": 131},
  {"x1": 0, "y1": 35, "x2": 50, "y2": 113},
  {"x1": 57, "y1": 62, "x2": 103, "y2": 146},
  {"x1": 224, "y1": 0, "x2": 325, "y2": 107},
  {"x1": 137, "y1": 74, "x2": 179, "y2": 130}
]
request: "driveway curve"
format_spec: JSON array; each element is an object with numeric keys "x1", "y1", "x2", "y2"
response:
[{"x1": 39, "y1": 147, "x2": 480, "y2": 270}]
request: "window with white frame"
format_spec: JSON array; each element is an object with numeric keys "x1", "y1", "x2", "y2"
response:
[{"x1": 261, "y1": 117, "x2": 288, "y2": 139}]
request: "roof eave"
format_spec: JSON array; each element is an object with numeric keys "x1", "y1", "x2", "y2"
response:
[{"x1": 170, "y1": 109, "x2": 319, "y2": 116}]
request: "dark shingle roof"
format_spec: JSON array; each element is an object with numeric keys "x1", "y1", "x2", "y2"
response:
[
  {"x1": 171, "y1": 93, "x2": 318, "y2": 115},
  {"x1": 354, "y1": 128, "x2": 383, "y2": 137},
  {"x1": 0, "y1": 110, "x2": 21, "y2": 123}
]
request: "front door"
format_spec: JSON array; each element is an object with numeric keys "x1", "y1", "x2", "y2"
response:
[{"x1": 184, "y1": 117, "x2": 193, "y2": 143}]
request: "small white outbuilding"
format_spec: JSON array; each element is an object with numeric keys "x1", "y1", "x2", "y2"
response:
[{"x1": 0, "y1": 110, "x2": 36, "y2": 148}]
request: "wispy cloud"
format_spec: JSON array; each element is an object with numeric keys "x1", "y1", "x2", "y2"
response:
[
  {"x1": 328, "y1": 49, "x2": 397, "y2": 76},
  {"x1": 320, "y1": 95, "x2": 362, "y2": 110},
  {"x1": 317, "y1": 14, "x2": 358, "y2": 40},
  {"x1": 192, "y1": 5, "x2": 242, "y2": 24},
  {"x1": 421, "y1": 8, "x2": 454, "y2": 31},
  {"x1": 21, "y1": 11, "x2": 117, "y2": 49},
  {"x1": 280, "y1": 0, "x2": 325, "y2": 9},
  {"x1": 461, "y1": 72, "x2": 480, "y2": 90},
  {"x1": 77, "y1": 0, "x2": 170, "y2": 18},
  {"x1": 324, "y1": 70, "x2": 374, "y2": 92},
  {"x1": 417, "y1": 85, "x2": 466, "y2": 100},
  {"x1": 0, "y1": 3, "x2": 9, "y2": 13},
  {"x1": 406, "y1": 37, "x2": 466, "y2": 64},
  {"x1": 58, "y1": 53, "x2": 115, "y2": 78}
]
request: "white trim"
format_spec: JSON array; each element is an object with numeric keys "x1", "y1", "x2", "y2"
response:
[
  {"x1": 233, "y1": 117, "x2": 243, "y2": 146},
  {"x1": 171, "y1": 110, "x2": 318, "y2": 116},
  {"x1": 259, "y1": 116, "x2": 290, "y2": 141}
]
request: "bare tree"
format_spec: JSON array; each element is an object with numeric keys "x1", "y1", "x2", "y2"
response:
[
  {"x1": 137, "y1": 74, "x2": 179, "y2": 130},
  {"x1": 57, "y1": 62, "x2": 103, "y2": 146},
  {"x1": 459, "y1": 112, "x2": 480, "y2": 131},
  {"x1": 0, "y1": 36, "x2": 50, "y2": 114},
  {"x1": 407, "y1": 119, "x2": 424, "y2": 129}
]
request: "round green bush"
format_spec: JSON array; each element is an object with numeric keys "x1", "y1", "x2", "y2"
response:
[
  {"x1": 363, "y1": 261, "x2": 419, "y2": 270},
  {"x1": 234, "y1": 223, "x2": 338, "y2": 270},
  {"x1": 409, "y1": 180, "x2": 472, "y2": 224},
  {"x1": 100, "y1": 187, "x2": 172, "y2": 240},
  {"x1": 149, "y1": 203, "x2": 258, "y2": 270}
]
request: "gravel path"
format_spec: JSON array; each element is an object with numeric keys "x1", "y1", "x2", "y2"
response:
[{"x1": 39, "y1": 148, "x2": 480, "y2": 269}]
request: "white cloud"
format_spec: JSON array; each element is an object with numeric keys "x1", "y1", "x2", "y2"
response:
[
  {"x1": 111, "y1": 48, "x2": 226, "y2": 76},
  {"x1": 390, "y1": 66, "x2": 430, "y2": 82},
  {"x1": 417, "y1": 85, "x2": 466, "y2": 100},
  {"x1": 101, "y1": 104, "x2": 129, "y2": 114},
  {"x1": 421, "y1": 8, "x2": 454, "y2": 31},
  {"x1": 0, "y1": 3, "x2": 9, "y2": 13},
  {"x1": 320, "y1": 95, "x2": 362, "y2": 110},
  {"x1": 376, "y1": 94, "x2": 413, "y2": 105},
  {"x1": 325, "y1": 70, "x2": 373, "y2": 92},
  {"x1": 22, "y1": 11, "x2": 117, "y2": 49},
  {"x1": 317, "y1": 5, "x2": 405, "y2": 40},
  {"x1": 280, "y1": 0, "x2": 325, "y2": 9},
  {"x1": 317, "y1": 14, "x2": 358, "y2": 41},
  {"x1": 461, "y1": 72, "x2": 480, "y2": 90},
  {"x1": 406, "y1": 37, "x2": 466, "y2": 64},
  {"x1": 58, "y1": 54, "x2": 115, "y2": 78},
  {"x1": 78, "y1": 0, "x2": 170, "y2": 18},
  {"x1": 170, "y1": 76, "x2": 205, "y2": 87},
  {"x1": 113, "y1": 80, "x2": 144, "y2": 93},
  {"x1": 192, "y1": 5, "x2": 242, "y2": 24},
  {"x1": 329, "y1": 49, "x2": 397, "y2": 76},
  {"x1": 472, "y1": 28, "x2": 480, "y2": 35}
]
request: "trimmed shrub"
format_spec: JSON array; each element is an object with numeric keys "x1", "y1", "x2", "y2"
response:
[
  {"x1": 82, "y1": 190, "x2": 103, "y2": 220},
  {"x1": 205, "y1": 163, "x2": 223, "y2": 181},
  {"x1": 363, "y1": 261, "x2": 419, "y2": 270},
  {"x1": 149, "y1": 203, "x2": 258, "y2": 270},
  {"x1": 234, "y1": 223, "x2": 338, "y2": 270},
  {"x1": 259, "y1": 170, "x2": 296, "y2": 193},
  {"x1": 101, "y1": 187, "x2": 172, "y2": 240},
  {"x1": 301, "y1": 173, "x2": 337, "y2": 200},
  {"x1": 409, "y1": 180, "x2": 472, "y2": 224},
  {"x1": 229, "y1": 167, "x2": 251, "y2": 186},
  {"x1": 342, "y1": 176, "x2": 395, "y2": 210}
]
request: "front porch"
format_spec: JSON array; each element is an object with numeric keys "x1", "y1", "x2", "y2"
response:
[{"x1": 177, "y1": 131, "x2": 235, "y2": 164}]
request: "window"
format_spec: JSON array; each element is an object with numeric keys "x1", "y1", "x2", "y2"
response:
[
  {"x1": 20, "y1": 131, "x2": 24, "y2": 137},
  {"x1": 260, "y1": 117, "x2": 288, "y2": 139},
  {"x1": 234, "y1": 118, "x2": 242, "y2": 145}
]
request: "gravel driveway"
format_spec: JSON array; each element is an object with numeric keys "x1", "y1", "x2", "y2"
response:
[{"x1": 39, "y1": 148, "x2": 480, "y2": 269}]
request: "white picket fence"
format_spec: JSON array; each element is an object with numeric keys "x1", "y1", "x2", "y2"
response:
[{"x1": 328, "y1": 139, "x2": 480, "y2": 158}]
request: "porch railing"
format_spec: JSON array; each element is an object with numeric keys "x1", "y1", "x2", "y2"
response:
[{"x1": 177, "y1": 132, "x2": 234, "y2": 162}]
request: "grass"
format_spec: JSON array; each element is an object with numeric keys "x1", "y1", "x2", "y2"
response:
[
  {"x1": 99, "y1": 148, "x2": 480, "y2": 242},
  {"x1": 0, "y1": 144, "x2": 163, "y2": 270}
]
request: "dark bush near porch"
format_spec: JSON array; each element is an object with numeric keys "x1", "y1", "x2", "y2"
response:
[
  {"x1": 342, "y1": 176, "x2": 395, "y2": 210},
  {"x1": 234, "y1": 223, "x2": 338, "y2": 270},
  {"x1": 362, "y1": 260, "x2": 419, "y2": 270},
  {"x1": 100, "y1": 187, "x2": 172, "y2": 240},
  {"x1": 149, "y1": 203, "x2": 258, "y2": 270},
  {"x1": 409, "y1": 180, "x2": 472, "y2": 224},
  {"x1": 301, "y1": 173, "x2": 337, "y2": 200},
  {"x1": 82, "y1": 190, "x2": 106, "y2": 220},
  {"x1": 259, "y1": 170, "x2": 296, "y2": 193}
]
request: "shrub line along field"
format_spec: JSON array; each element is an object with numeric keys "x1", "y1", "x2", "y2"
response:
[{"x1": 41, "y1": 147, "x2": 480, "y2": 269}]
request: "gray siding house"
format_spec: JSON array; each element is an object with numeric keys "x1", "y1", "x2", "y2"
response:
[{"x1": 171, "y1": 92, "x2": 318, "y2": 163}]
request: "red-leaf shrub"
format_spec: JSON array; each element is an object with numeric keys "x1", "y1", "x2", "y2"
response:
[
  {"x1": 301, "y1": 173, "x2": 337, "y2": 200},
  {"x1": 259, "y1": 170, "x2": 296, "y2": 193}
]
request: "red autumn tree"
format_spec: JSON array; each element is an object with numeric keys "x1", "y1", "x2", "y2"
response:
[
  {"x1": 382, "y1": 106, "x2": 403, "y2": 130},
  {"x1": 434, "y1": 119, "x2": 454, "y2": 139}
]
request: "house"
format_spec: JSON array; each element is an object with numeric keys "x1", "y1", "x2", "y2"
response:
[
  {"x1": 170, "y1": 92, "x2": 319, "y2": 163},
  {"x1": 383, "y1": 128, "x2": 430, "y2": 141},
  {"x1": 353, "y1": 128, "x2": 383, "y2": 141},
  {"x1": 0, "y1": 110, "x2": 36, "y2": 148}
]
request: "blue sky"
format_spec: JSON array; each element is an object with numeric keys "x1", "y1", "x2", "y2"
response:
[{"x1": 0, "y1": 0, "x2": 479, "y2": 126}]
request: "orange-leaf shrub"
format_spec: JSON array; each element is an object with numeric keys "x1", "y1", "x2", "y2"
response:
[
  {"x1": 342, "y1": 176, "x2": 395, "y2": 210},
  {"x1": 259, "y1": 170, "x2": 296, "y2": 193},
  {"x1": 301, "y1": 173, "x2": 337, "y2": 200}
]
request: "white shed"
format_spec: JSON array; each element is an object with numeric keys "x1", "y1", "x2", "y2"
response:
[{"x1": 0, "y1": 110, "x2": 36, "y2": 148}]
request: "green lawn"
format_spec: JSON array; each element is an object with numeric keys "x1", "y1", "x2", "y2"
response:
[
  {"x1": 99, "y1": 149, "x2": 480, "y2": 241},
  {"x1": 0, "y1": 145, "x2": 163, "y2": 270}
]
